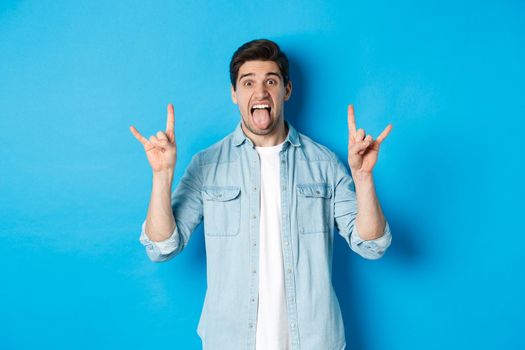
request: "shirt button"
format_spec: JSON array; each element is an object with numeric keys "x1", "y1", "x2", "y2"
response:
[
  {"x1": 252, "y1": 215, "x2": 257, "y2": 219},
  {"x1": 252, "y1": 242, "x2": 257, "y2": 247},
  {"x1": 290, "y1": 322, "x2": 295, "y2": 328},
  {"x1": 284, "y1": 241, "x2": 289, "y2": 246},
  {"x1": 252, "y1": 269, "x2": 257, "y2": 274},
  {"x1": 281, "y1": 160, "x2": 285, "y2": 164},
  {"x1": 251, "y1": 298, "x2": 255, "y2": 302},
  {"x1": 249, "y1": 323, "x2": 254, "y2": 328},
  {"x1": 252, "y1": 187, "x2": 257, "y2": 191},
  {"x1": 287, "y1": 268, "x2": 292, "y2": 273},
  {"x1": 315, "y1": 190, "x2": 320, "y2": 194}
]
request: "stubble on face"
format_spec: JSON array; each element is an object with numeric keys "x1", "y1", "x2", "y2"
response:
[{"x1": 232, "y1": 60, "x2": 291, "y2": 143}]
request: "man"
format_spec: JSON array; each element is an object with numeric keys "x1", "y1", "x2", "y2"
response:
[{"x1": 130, "y1": 39, "x2": 392, "y2": 350}]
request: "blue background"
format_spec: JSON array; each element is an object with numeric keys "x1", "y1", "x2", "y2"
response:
[{"x1": 1, "y1": 1, "x2": 524, "y2": 349}]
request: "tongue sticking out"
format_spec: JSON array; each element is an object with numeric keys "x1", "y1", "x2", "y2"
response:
[{"x1": 252, "y1": 109, "x2": 271, "y2": 129}]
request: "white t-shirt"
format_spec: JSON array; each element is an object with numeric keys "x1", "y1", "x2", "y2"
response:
[{"x1": 255, "y1": 142, "x2": 290, "y2": 350}]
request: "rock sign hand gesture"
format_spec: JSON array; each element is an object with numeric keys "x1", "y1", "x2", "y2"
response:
[
  {"x1": 129, "y1": 104, "x2": 177, "y2": 173},
  {"x1": 347, "y1": 104, "x2": 392, "y2": 175}
]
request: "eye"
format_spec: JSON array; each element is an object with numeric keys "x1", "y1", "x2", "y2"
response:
[
  {"x1": 266, "y1": 79, "x2": 277, "y2": 86},
  {"x1": 243, "y1": 80, "x2": 253, "y2": 87}
]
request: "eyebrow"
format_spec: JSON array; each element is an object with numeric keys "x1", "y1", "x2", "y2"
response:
[{"x1": 238, "y1": 72, "x2": 282, "y2": 81}]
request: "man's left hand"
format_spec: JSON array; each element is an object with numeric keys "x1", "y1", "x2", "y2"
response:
[{"x1": 347, "y1": 104, "x2": 392, "y2": 177}]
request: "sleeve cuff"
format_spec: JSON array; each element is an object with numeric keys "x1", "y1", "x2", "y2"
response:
[
  {"x1": 350, "y1": 221, "x2": 392, "y2": 259},
  {"x1": 139, "y1": 221, "x2": 179, "y2": 256}
]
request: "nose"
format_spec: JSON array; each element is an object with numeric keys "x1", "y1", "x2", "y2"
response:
[{"x1": 254, "y1": 83, "x2": 269, "y2": 99}]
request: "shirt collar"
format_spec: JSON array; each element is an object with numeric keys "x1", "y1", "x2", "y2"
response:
[{"x1": 232, "y1": 121, "x2": 301, "y2": 148}]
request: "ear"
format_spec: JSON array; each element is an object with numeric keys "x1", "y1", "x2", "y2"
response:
[
  {"x1": 231, "y1": 85, "x2": 238, "y2": 104},
  {"x1": 284, "y1": 80, "x2": 293, "y2": 101}
]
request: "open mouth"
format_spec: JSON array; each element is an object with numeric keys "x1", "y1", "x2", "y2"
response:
[
  {"x1": 250, "y1": 102, "x2": 273, "y2": 129},
  {"x1": 250, "y1": 103, "x2": 272, "y2": 115}
]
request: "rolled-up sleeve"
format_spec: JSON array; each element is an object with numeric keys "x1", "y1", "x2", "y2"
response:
[
  {"x1": 333, "y1": 157, "x2": 392, "y2": 260},
  {"x1": 139, "y1": 153, "x2": 204, "y2": 262},
  {"x1": 139, "y1": 221, "x2": 180, "y2": 262},
  {"x1": 350, "y1": 221, "x2": 392, "y2": 260}
]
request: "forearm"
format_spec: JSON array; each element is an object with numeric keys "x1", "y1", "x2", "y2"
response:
[
  {"x1": 145, "y1": 170, "x2": 176, "y2": 242},
  {"x1": 353, "y1": 172, "x2": 386, "y2": 240}
]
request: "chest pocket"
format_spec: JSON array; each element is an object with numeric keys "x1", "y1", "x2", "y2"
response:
[
  {"x1": 202, "y1": 186, "x2": 241, "y2": 236},
  {"x1": 296, "y1": 183, "x2": 332, "y2": 234}
]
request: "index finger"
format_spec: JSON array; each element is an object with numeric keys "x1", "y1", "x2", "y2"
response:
[
  {"x1": 166, "y1": 103, "x2": 175, "y2": 142},
  {"x1": 376, "y1": 124, "x2": 393, "y2": 144},
  {"x1": 347, "y1": 104, "x2": 357, "y2": 140}
]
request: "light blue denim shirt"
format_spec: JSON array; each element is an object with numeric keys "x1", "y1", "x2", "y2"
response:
[{"x1": 139, "y1": 121, "x2": 392, "y2": 350}]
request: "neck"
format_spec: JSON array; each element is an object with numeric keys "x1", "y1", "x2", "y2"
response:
[{"x1": 242, "y1": 120, "x2": 288, "y2": 147}]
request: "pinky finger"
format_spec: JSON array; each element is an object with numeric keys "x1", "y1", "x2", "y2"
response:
[
  {"x1": 130, "y1": 126, "x2": 148, "y2": 145},
  {"x1": 376, "y1": 124, "x2": 393, "y2": 144}
]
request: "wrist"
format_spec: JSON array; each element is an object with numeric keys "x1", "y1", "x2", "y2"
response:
[
  {"x1": 351, "y1": 170, "x2": 373, "y2": 184},
  {"x1": 152, "y1": 168, "x2": 174, "y2": 187}
]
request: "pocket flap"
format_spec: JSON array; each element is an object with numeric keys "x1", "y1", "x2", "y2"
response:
[
  {"x1": 297, "y1": 183, "x2": 332, "y2": 198},
  {"x1": 202, "y1": 186, "x2": 241, "y2": 201}
]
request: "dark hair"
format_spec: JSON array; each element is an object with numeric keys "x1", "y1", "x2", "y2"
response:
[{"x1": 229, "y1": 39, "x2": 290, "y2": 90}]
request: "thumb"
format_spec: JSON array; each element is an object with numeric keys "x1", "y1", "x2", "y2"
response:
[{"x1": 350, "y1": 139, "x2": 371, "y2": 156}]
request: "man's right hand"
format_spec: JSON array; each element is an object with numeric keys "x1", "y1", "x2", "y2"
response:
[{"x1": 130, "y1": 104, "x2": 177, "y2": 173}]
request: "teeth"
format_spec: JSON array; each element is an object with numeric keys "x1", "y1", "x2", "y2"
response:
[{"x1": 252, "y1": 104, "x2": 270, "y2": 109}]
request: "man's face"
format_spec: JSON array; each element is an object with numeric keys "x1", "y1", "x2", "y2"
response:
[{"x1": 231, "y1": 60, "x2": 292, "y2": 136}]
